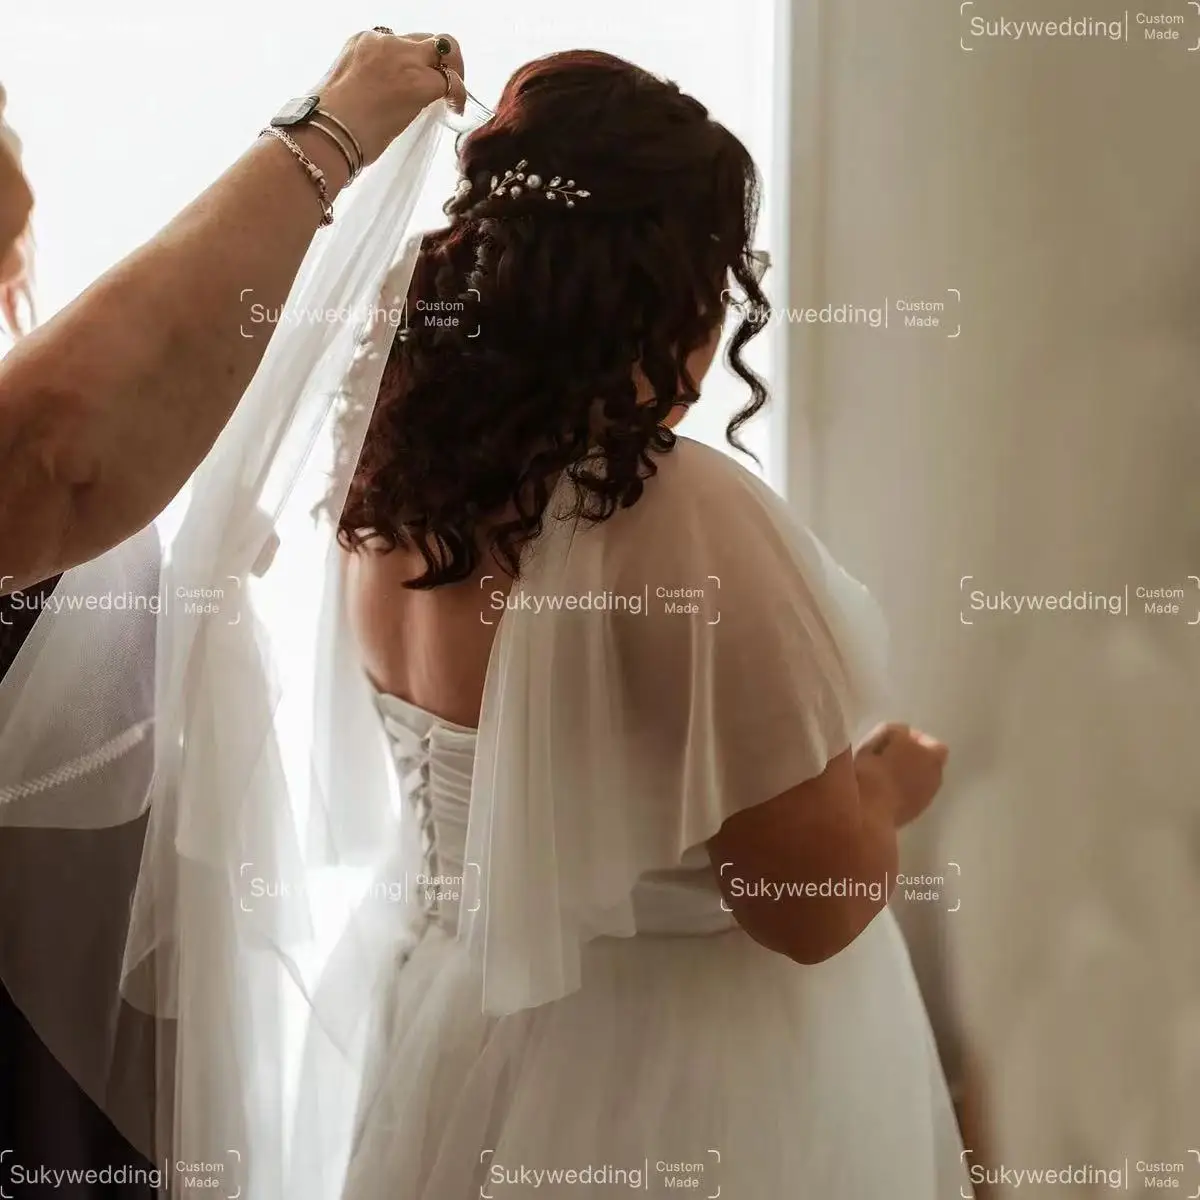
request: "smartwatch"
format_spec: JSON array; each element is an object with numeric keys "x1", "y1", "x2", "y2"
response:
[{"x1": 271, "y1": 95, "x2": 321, "y2": 128}]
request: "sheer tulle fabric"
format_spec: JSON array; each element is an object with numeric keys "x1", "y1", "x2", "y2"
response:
[
  {"x1": 341, "y1": 918, "x2": 966, "y2": 1198},
  {"x1": 459, "y1": 436, "x2": 893, "y2": 1014},
  {"x1": 0, "y1": 103, "x2": 444, "y2": 1195}
]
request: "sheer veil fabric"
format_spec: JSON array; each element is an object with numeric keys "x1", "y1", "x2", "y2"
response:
[{"x1": 0, "y1": 103, "x2": 444, "y2": 1195}]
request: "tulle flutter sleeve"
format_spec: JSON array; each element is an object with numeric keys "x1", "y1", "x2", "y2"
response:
[{"x1": 461, "y1": 436, "x2": 891, "y2": 1014}]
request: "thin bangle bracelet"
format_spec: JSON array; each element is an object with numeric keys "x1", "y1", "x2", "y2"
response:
[
  {"x1": 314, "y1": 108, "x2": 364, "y2": 176},
  {"x1": 308, "y1": 116, "x2": 359, "y2": 184}
]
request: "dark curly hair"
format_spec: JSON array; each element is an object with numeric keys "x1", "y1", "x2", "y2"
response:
[{"x1": 338, "y1": 49, "x2": 772, "y2": 588}]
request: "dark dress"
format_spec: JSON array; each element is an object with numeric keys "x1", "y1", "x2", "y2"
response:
[{"x1": 0, "y1": 573, "x2": 159, "y2": 1199}]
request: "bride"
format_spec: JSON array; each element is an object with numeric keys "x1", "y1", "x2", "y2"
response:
[
  {"x1": 322, "y1": 49, "x2": 969, "y2": 1198},
  {"x1": 0, "y1": 46, "x2": 969, "y2": 1200}
]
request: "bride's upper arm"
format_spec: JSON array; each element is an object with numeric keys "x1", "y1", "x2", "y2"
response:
[
  {"x1": 607, "y1": 440, "x2": 894, "y2": 961},
  {"x1": 705, "y1": 748, "x2": 897, "y2": 964}
]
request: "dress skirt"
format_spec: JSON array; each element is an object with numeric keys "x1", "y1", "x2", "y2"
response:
[{"x1": 341, "y1": 909, "x2": 970, "y2": 1199}]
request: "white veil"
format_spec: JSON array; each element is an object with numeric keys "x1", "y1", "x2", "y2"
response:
[{"x1": 0, "y1": 102, "x2": 445, "y2": 1196}]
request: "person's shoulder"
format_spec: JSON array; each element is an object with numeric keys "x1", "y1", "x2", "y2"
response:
[
  {"x1": 655, "y1": 434, "x2": 761, "y2": 486},
  {"x1": 637, "y1": 434, "x2": 776, "y2": 522},
  {"x1": 602, "y1": 434, "x2": 798, "y2": 576}
]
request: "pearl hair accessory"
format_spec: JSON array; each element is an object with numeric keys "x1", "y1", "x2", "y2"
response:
[{"x1": 473, "y1": 159, "x2": 592, "y2": 207}]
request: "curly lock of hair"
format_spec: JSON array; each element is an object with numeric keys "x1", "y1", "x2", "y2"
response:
[{"x1": 337, "y1": 49, "x2": 771, "y2": 589}]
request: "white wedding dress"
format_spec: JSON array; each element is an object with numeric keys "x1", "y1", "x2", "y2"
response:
[{"x1": 332, "y1": 438, "x2": 971, "y2": 1199}]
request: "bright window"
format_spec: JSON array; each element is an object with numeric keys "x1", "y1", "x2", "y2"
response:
[{"x1": 1, "y1": 0, "x2": 784, "y2": 483}]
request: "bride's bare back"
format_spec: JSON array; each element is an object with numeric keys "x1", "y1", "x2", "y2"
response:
[{"x1": 343, "y1": 543, "x2": 512, "y2": 729}]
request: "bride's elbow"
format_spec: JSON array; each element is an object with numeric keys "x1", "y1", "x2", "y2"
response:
[{"x1": 729, "y1": 899, "x2": 883, "y2": 966}]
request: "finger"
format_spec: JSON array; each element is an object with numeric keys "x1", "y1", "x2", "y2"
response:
[
  {"x1": 394, "y1": 31, "x2": 436, "y2": 44},
  {"x1": 427, "y1": 33, "x2": 465, "y2": 82},
  {"x1": 395, "y1": 35, "x2": 467, "y2": 114},
  {"x1": 438, "y1": 67, "x2": 468, "y2": 115},
  {"x1": 398, "y1": 64, "x2": 464, "y2": 114},
  {"x1": 411, "y1": 35, "x2": 466, "y2": 91},
  {"x1": 865, "y1": 724, "x2": 901, "y2": 755},
  {"x1": 915, "y1": 731, "x2": 950, "y2": 763}
]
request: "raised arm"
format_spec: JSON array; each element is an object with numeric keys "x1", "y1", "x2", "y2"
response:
[{"x1": 0, "y1": 31, "x2": 465, "y2": 594}]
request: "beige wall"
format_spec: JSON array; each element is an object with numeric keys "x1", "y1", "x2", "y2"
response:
[{"x1": 785, "y1": 0, "x2": 1200, "y2": 1185}]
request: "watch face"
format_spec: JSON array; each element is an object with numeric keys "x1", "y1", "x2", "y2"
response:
[{"x1": 271, "y1": 95, "x2": 320, "y2": 127}]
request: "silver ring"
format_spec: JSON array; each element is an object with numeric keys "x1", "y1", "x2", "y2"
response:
[{"x1": 372, "y1": 25, "x2": 394, "y2": 35}]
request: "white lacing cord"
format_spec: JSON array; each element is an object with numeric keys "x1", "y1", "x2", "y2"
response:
[{"x1": 0, "y1": 718, "x2": 154, "y2": 807}]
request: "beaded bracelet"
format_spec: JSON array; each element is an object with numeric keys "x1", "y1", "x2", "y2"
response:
[{"x1": 259, "y1": 126, "x2": 334, "y2": 227}]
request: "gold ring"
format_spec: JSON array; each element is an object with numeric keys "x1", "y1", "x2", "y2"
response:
[{"x1": 436, "y1": 64, "x2": 454, "y2": 98}]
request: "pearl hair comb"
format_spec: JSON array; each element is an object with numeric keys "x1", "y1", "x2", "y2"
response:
[{"x1": 454, "y1": 159, "x2": 592, "y2": 208}]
